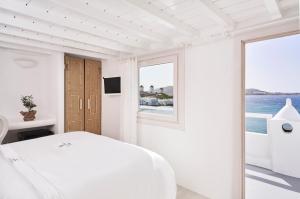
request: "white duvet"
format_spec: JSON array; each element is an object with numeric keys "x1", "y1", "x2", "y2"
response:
[{"x1": 0, "y1": 132, "x2": 176, "y2": 199}]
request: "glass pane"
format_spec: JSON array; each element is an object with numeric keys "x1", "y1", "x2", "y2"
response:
[
  {"x1": 139, "y1": 63, "x2": 174, "y2": 115},
  {"x1": 245, "y1": 117, "x2": 267, "y2": 134}
]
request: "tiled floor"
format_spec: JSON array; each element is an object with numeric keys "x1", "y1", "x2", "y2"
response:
[
  {"x1": 177, "y1": 186, "x2": 208, "y2": 199},
  {"x1": 246, "y1": 164, "x2": 300, "y2": 199}
]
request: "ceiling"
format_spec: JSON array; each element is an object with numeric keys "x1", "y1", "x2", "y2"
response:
[{"x1": 0, "y1": 0, "x2": 298, "y2": 59}]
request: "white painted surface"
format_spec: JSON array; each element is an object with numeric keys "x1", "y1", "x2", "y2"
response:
[
  {"x1": 8, "y1": 118, "x2": 56, "y2": 131},
  {"x1": 245, "y1": 112, "x2": 272, "y2": 169},
  {"x1": 0, "y1": 49, "x2": 64, "y2": 134},
  {"x1": 270, "y1": 119, "x2": 300, "y2": 178},
  {"x1": 246, "y1": 166, "x2": 300, "y2": 199},
  {"x1": 0, "y1": 0, "x2": 298, "y2": 56},
  {"x1": 104, "y1": 39, "x2": 242, "y2": 199},
  {"x1": 245, "y1": 98, "x2": 300, "y2": 178},
  {"x1": 273, "y1": 98, "x2": 300, "y2": 121},
  {"x1": 138, "y1": 39, "x2": 241, "y2": 199},
  {"x1": 101, "y1": 60, "x2": 122, "y2": 139},
  {"x1": 245, "y1": 112, "x2": 272, "y2": 119},
  {"x1": 245, "y1": 132, "x2": 271, "y2": 169}
]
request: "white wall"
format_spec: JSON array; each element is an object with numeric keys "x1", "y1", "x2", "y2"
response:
[
  {"x1": 270, "y1": 119, "x2": 300, "y2": 178},
  {"x1": 102, "y1": 39, "x2": 242, "y2": 199},
  {"x1": 47, "y1": 52, "x2": 65, "y2": 133},
  {"x1": 101, "y1": 60, "x2": 122, "y2": 139},
  {"x1": 84, "y1": 21, "x2": 299, "y2": 199},
  {"x1": 0, "y1": 48, "x2": 64, "y2": 133},
  {"x1": 138, "y1": 39, "x2": 242, "y2": 199},
  {"x1": 245, "y1": 132, "x2": 271, "y2": 169}
]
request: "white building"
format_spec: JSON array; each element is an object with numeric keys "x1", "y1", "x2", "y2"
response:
[
  {"x1": 246, "y1": 98, "x2": 300, "y2": 177},
  {"x1": 139, "y1": 85, "x2": 144, "y2": 92}
]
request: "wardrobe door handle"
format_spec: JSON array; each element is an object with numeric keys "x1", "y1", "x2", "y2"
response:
[
  {"x1": 79, "y1": 98, "x2": 83, "y2": 110},
  {"x1": 87, "y1": 98, "x2": 91, "y2": 110}
]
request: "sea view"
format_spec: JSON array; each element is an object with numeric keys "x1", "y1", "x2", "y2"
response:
[{"x1": 245, "y1": 95, "x2": 300, "y2": 133}]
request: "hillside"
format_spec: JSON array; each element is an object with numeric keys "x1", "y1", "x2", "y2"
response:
[
  {"x1": 246, "y1": 88, "x2": 300, "y2": 95},
  {"x1": 154, "y1": 86, "x2": 173, "y2": 96}
]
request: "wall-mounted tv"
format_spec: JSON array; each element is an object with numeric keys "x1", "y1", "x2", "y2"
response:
[{"x1": 103, "y1": 77, "x2": 121, "y2": 94}]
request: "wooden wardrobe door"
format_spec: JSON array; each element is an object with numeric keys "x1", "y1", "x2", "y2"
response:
[
  {"x1": 84, "y1": 59, "x2": 101, "y2": 134},
  {"x1": 65, "y1": 56, "x2": 85, "y2": 132}
]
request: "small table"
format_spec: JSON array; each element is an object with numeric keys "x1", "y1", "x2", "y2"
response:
[
  {"x1": 4, "y1": 118, "x2": 56, "y2": 143},
  {"x1": 8, "y1": 118, "x2": 56, "y2": 131}
]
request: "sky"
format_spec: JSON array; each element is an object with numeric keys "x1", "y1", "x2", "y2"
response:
[
  {"x1": 246, "y1": 33, "x2": 300, "y2": 93},
  {"x1": 139, "y1": 63, "x2": 173, "y2": 91}
]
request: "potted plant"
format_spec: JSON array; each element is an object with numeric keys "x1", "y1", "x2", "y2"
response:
[{"x1": 20, "y1": 95, "x2": 37, "y2": 121}]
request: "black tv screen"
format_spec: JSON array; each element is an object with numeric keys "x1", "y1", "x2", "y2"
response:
[{"x1": 104, "y1": 77, "x2": 121, "y2": 94}]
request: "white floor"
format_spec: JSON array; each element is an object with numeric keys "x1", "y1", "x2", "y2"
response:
[
  {"x1": 246, "y1": 165, "x2": 300, "y2": 199},
  {"x1": 177, "y1": 186, "x2": 208, "y2": 199}
]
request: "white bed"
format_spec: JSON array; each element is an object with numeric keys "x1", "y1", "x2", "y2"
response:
[{"x1": 0, "y1": 132, "x2": 176, "y2": 199}]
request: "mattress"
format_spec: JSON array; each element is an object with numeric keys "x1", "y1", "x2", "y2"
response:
[{"x1": 0, "y1": 132, "x2": 176, "y2": 199}]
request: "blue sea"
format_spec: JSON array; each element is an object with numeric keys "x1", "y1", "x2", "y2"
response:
[{"x1": 246, "y1": 95, "x2": 300, "y2": 133}]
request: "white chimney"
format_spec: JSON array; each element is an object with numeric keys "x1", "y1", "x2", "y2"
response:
[{"x1": 272, "y1": 98, "x2": 300, "y2": 121}]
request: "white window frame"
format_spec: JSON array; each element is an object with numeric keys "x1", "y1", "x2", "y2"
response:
[{"x1": 137, "y1": 49, "x2": 185, "y2": 129}]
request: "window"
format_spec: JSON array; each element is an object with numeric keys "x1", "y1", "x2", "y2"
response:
[
  {"x1": 139, "y1": 62, "x2": 174, "y2": 115},
  {"x1": 138, "y1": 52, "x2": 184, "y2": 128}
]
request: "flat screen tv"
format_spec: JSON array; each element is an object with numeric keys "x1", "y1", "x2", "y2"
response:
[{"x1": 103, "y1": 77, "x2": 121, "y2": 94}]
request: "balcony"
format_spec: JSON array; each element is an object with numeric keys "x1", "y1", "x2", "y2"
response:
[
  {"x1": 245, "y1": 99, "x2": 300, "y2": 198},
  {"x1": 245, "y1": 112, "x2": 272, "y2": 169}
]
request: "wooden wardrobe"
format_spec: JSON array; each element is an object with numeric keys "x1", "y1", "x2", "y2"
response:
[{"x1": 64, "y1": 55, "x2": 101, "y2": 134}]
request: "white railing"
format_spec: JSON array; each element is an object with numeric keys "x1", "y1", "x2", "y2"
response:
[
  {"x1": 245, "y1": 112, "x2": 273, "y2": 119},
  {"x1": 245, "y1": 112, "x2": 273, "y2": 169},
  {"x1": 245, "y1": 112, "x2": 273, "y2": 134}
]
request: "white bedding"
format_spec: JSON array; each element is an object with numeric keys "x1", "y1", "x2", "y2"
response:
[{"x1": 0, "y1": 132, "x2": 176, "y2": 199}]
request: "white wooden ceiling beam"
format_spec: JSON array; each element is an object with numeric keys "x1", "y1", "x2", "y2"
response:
[
  {"x1": 0, "y1": 41, "x2": 53, "y2": 55},
  {"x1": 48, "y1": 0, "x2": 168, "y2": 43},
  {"x1": 0, "y1": 24, "x2": 121, "y2": 57},
  {"x1": 0, "y1": 33, "x2": 116, "y2": 59},
  {"x1": 0, "y1": 8, "x2": 135, "y2": 54},
  {"x1": 125, "y1": 0, "x2": 199, "y2": 36},
  {"x1": 0, "y1": 1, "x2": 145, "y2": 52},
  {"x1": 196, "y1": 0, "x2": 235, "y2": 29},
  {"x1": 263, "y1": 0, "x2": 282, "y2": 20}
]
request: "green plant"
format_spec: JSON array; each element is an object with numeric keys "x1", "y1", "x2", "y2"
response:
[{"x1": 21, "y1": 95, "x2": 37, "y2": 112}]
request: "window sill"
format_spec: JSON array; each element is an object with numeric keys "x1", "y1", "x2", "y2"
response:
[{"x1": 137, "y1": 112, "x2": 185, "y2": 130}]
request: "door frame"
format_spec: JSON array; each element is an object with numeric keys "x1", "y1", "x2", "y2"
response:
[{"x1": 241, "y1": 30, "x2": 300, "y2": 199}]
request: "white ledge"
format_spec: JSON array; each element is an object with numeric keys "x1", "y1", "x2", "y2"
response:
[
  {"x1": 245, "y1": 112, "x2": 273, "y2": 119},
  {"x1": 8, "y1": 118, "x2": 56, "y2": 131}
]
